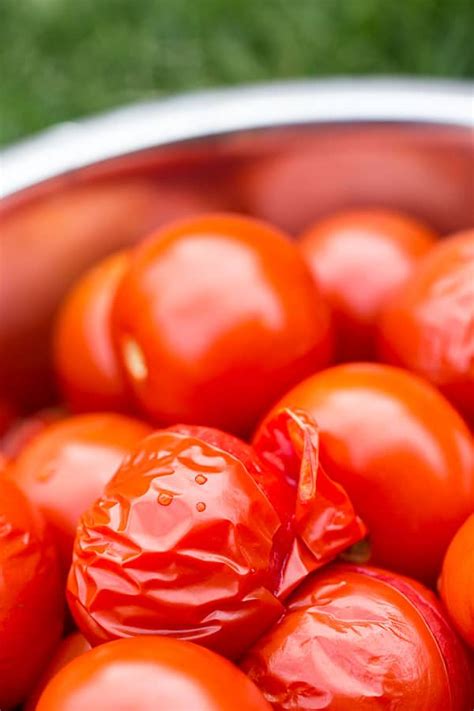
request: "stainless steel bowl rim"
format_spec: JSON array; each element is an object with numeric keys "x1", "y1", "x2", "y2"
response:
[{"x1": 1, "y1": 77, "x2": 473, "y2": 199}]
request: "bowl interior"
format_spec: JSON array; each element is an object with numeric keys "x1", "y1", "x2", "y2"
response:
[{"x1": 1, "y1": 121, "x2": 473, "y2": 410}]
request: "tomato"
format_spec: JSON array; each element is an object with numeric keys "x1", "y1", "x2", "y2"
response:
[
  {"x1": 10, "y1": 412, "x2": 152, "y2": 570},
  {"x1": 36, "y1": 636, "x2": 272, "y2": 711},
  {"x1": 67, "y1": 409, "x2": 364, "y2": 658},
  {"x1": 0, "y1": 477, "x2": 64, "y2": 709},
  {"x1": 299, "y1": 208, "x2": 436, "y2": 360},
  {"x1": 25, "y1": 633, "x2": 91, "y2": 711},
  {"x1": 54, "y1": 251, "x2": 130, "y2": 412},
  {"x1": 440, "y1": 514, "x2": 474, "y2": 648},
  {"x1": 259, "y1": 363, "x2": 474, "y2": 583},
  {"x1": 111, "y1": 213, "x2": 333, "y2": 435},
  {"x1": 241, "y1": 564, "x2": 472, "y2": 711},
  {"x1": 0, "y1": 407, "x2": 65, "y2": 460},
  {"x1": 377, "y1": 230, "x2": 474, "y2": 425}
]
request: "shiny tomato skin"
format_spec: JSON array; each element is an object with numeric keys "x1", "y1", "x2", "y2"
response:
[
  {"x1": 67, "y1": 412, "x2": 363, "y2": 658},
  {"x1": 10, "y1": 412, "x2": 152, "y2": 570},
  {"x1": 263, "y1": 363, "x2": 474, "y2": 583},
  {"x1": 300, "y1": 208, "x2": 436, "y2": 361},
  {"x1": 440, "y1": 514, "x2": 474, "y2": 648},
  {"x1": 24, "y1": 633, "x2": 91, "y2": 711},
  {"x1": 36, "y1": 636, "x2": 272, "y2": 711},
  {"x1": 377, "y1": 230, "x2": 474, "y2": 425},
  {"x1": 0, "y1": 478, "x2": 64, "y2": 709},
  {"x1": 111, "y1": 213, "x2": 333, "y2": 435},
  {"x1": 241, "y1": 564, "x2": 472, "y2": 711},
  {"x1": 54, "y1": 251, "x2": 130, "y2": 413}
]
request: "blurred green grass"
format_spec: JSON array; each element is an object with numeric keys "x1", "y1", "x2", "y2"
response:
[{"x1": 1, "y1": 0, "x2": 473, "y2": 146}]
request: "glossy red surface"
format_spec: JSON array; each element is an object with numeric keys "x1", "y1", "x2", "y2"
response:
[
  {"x1": 25, "y1": 633, "x2": 91, "y2": 711},
  {"x1": 262, "y1": 363, "x2": 474, "y2": 583},
  {"x1": 0, "y1": 174, "x2": 223, "y2": 413},
  {"x1": 10, "y1": 412, "x2": 152, "y2": 570},
  {"x1": 1, "y1": 121, "x2": 472, "y2": 412},
  {"x1": 241, "y1": 564, "x2": 472, "y2": 711},
  {"x1": 111, "y1": 213, "x2": 333, "y2": 435},
  {"x1": 377, "y1": 230, "x2": 474, "y2": 425},
  {"x1": 36, "y1": 637, "x2": 272, "y2": 711},
  {"x1": 67, "y1": 409, "x2": 363, "y2": 658},
  {"x1": 0, "y1": 477, "x2": 64, "y2": 709},
  {"x1": 54, "y1": 251, "x2": 130, "y2": 412},
  {"x1": 440, "y1": 514, "x2": 474, "y2": 648},
  {"x1": 299, "y1": 208, "x2": 437, "y2": 360}
]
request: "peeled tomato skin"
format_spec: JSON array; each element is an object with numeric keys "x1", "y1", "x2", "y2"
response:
[
  {"x1": 241, "y1": 564, "x2": 472, "y2": 711},
  {"x1": 67, "y1": 409, "x2": 364, "y2": 658}
]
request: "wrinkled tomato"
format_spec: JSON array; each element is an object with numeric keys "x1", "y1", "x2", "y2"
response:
[
  {"x1": 440, "y1": 514, "x2": 474, "y2": 648},
  {"x1": 36, "y1": 637, "x2": 272, "y2": 711},
  {"x1": 111, "y1": 213, "x2": 333, "y2": 435},
  {"x1": 10, "y1": 412, "x2": 152, "y2": 570},
  {"x1": 67, "y1": 409, "x2": 364, "y2": 658},
  {"x1": 260, "y1": 362, "x2": 474, "y2": 583},
  {"x1": 54, "y1": 251, "x2": 130, "y2": 413},
  {"x1": 241, "y1": 564, "x2": 472, "y2": 711},
  {"x1": 0, "y1": 477, "x2": 64, "y2": 709},
  {"x1": 377, "y1": 230, "x2": 474, "y2": 425}
]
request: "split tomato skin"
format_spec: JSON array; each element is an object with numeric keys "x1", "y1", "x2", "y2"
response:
[
  {"x1": 10, "y1": 412, "x2": 152, "y2": 570},
  {"x1": 0, "y1": 478, "x2": 64, "y2": 710},
  {"x1": 111, "y1": 213, "x2": 333, "y2": 435},
  {"x1": 24, "y1": 633, "x2": 91, "y2": 711},
  {"x1": 68, "y1": 426, "x2": 286, "y2": 658},
  {"x1": 377, "y1": 230, "x2": 474, "y2": 425},
  {"x1": 54, "y1": 251, "x2": 130, "y2": 413},
  {"x1": 36, "y1": 637, "x2": 273, "y2": 711},
  {"x1": 299, "y1": 208, "x2": 436, "y2": 361},
  {"x1": 263, "y1": 362, "x2": 474, "y2": 584},
  {"x1": 241, "y1": 564, "x2": 472, "y2": 711},
  {"x1": 440, "y1": 514, "x2": 474, "y2": 648},
  {"x1": 67, "y1": 411, "x2": 363, "y2": 658}
]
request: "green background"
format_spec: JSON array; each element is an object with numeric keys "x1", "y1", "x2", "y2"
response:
[{"x1": 1, "y1": 0, "x2": 473, "y2": 147}]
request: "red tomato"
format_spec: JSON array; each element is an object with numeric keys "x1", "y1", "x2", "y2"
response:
[
  {"x1": 67, "y1": 409, "x2": 364, "y2": 658},
  {"x1": 0, "y1": 407, "x2": 65, "y2": 460},
  {"x1": 36, "y1": 636, "x2": 272, "y2": 711},
  {"x1": 10, "y1": 412, "x2": 152, "y2": 570},
  {"x1": 260, "y1": 363, "x2": 474, "y2": 583},
  {"x1": 0, "y1": 478, "x2": 64, "y2": 709},
  {"x1": 378, "y1": 230, "x2": 474, "y2": 425},
  {"x1": 440, "y1": 514, "x2": 474, "y2": 648},
  {"x1": 111, "y1": 213, "x2": 333, "y2": 435},
  {"x1": 25, "y1": 633, "x2": 91, "y2": 711},
  {"x1": 54, "y1": 251, "x2": 130, "y2": 412},
  {"x1": 299, "y1": 208, "x2": 437, "y2": 360},
  {"x1": 241, "y1": 564, "x2": 472, "y2": 711}
]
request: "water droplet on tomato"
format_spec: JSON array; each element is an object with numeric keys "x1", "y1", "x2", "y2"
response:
[{"x1": 196, "y1": 502, "x2": 206, "y2": 512}]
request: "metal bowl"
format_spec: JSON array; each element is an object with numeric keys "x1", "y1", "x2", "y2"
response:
[{"x1": 1, "y1": 78, "x2": 473, "y2": 409}]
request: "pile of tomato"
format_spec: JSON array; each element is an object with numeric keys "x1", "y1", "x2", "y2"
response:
[{"x1": 1, "y1": 210, "x2": 473, "y2": 711}]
